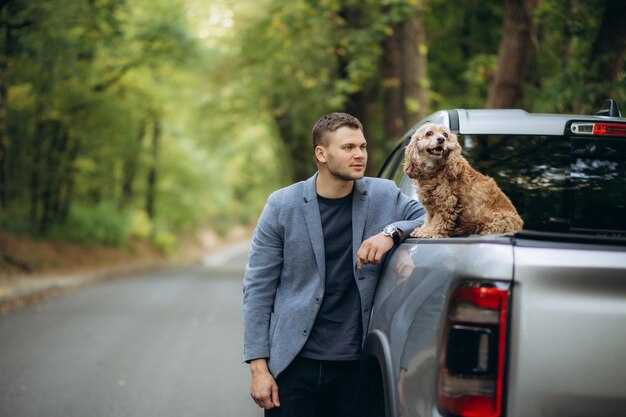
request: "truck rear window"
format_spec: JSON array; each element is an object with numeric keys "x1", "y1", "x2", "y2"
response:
[{"x1": 461, "y1": 134, "x2": 626, "y2": 236}]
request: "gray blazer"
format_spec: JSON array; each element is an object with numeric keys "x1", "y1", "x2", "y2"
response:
[{"x1": 242, "y1": 173, "x2": 424, "y2": 377}]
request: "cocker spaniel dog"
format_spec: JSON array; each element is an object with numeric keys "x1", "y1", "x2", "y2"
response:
[{"x1": 404, "y1": 123, "x2": 523, "y2": 238}]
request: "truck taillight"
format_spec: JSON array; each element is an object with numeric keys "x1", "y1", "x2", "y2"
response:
[
  {"x1": 437, "y1": 282, "x2": 510, "y2": 417},
  {"x1": 571, "y1": 121, "x2": 626, "y2": 137}
]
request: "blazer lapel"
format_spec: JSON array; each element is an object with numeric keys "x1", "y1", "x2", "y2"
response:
[
  {"x1": 303, "y1": 173, "x2": 326, "y2": 282},
  {"x1": 352, "y1": 178, "x2": 370, "y2": 265}
]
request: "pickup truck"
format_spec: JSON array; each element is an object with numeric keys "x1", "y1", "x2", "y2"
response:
[{"x1": 360, "y1": 100, "x2": 626, "y2": 417}]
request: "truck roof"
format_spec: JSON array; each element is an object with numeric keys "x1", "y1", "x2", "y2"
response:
[{"x1": 446, "y1": 108, "x2": 626, "y2": 135}]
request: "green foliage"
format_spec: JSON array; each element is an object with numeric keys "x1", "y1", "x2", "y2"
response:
[
  {"x1": 151, "y1": 227, "x2": 178, "y2": 256},
  {"x1": 425, "y1": 0, "x2": 504, "y2": 109},
  {"x1": 462, "y1": 54, "x2": 499, "y2": 108},
  {"x1": 1, "y1": 0, "x2": 266, "y2": 247},
  {"x1": 129, "y1": 210, "x2": 153, "y2": 240},
  {"x1": 528, "y1": 0, "x2": 625, "y2": 113},
  {"x1": 48, "y1": 203, "x2": 131, "y2": 246},
  {"x1": 230, "y1": 0, "x2": 435, "y2": 177},
  {"x1": 1, "y1": 0, "x2": 624, "y2": 252}
]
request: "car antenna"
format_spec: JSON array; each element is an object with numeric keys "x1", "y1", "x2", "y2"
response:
[{"x1": 596, "y1": 99, "x2": 622, "y2": 118}]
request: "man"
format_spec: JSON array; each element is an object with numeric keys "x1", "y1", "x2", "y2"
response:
[{"x1": 243, "y1": 112, "x2": 424, "y2": 417}]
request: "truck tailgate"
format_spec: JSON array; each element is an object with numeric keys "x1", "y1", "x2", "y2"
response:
[{"x1": 508, "y1": 243, "x2": 626, "y2": 417}]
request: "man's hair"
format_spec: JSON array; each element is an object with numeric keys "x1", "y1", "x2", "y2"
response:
[{"x1": 311, "y1": 112, "x2": 363, "y2": 148}]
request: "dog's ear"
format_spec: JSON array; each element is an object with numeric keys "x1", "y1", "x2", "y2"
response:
[
  {"x1": 446, "y1": 134, "x2": 464, "y2": 179},
  {"x1": 453, "y1": 141, "x2": 462, "y2": 156},
  {"x1": 446, "y1": 154, "x2": 463, "y2": 180},
  {"x1": 449, "y1": 132, "x2": 462, "y2": 153},
  {"x1": 448, "y1": 133, "x2": 463, "y2": 161},
  {"x1": 404, "y1": 136, "x2": 421, "y2": 179},
  {"x1": 404, "y1": 130, "x2": 425, "y2": 179}
]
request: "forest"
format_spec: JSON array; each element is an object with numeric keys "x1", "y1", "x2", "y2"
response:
[{"x1": 0, "y1": 0, "x2": 624, "y2": 250}]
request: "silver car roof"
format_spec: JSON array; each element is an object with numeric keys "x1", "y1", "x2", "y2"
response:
[{"x1": 453, "y1": 109, "x2": 625, "y2": 135}]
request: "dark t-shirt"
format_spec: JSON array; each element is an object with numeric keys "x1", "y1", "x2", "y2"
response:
[{"x1": 299, "y1": 190, "x2": 362, "y2": 361}]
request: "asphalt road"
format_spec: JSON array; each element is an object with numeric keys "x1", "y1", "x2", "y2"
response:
[{"x1": 0, "y1": 242, "x2": 259, "y2": 417}]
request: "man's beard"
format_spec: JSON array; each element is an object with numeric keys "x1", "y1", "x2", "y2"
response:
[{"x1": 327, "y1": 161, "x2": 366, "y2": 182}]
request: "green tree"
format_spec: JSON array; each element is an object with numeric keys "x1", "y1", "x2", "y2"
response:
[
  {"x1": 527, "y1": 0, "x2": 626, "y2": 113},
  {"x1": 487, "y1": 0, "x2": 542, "y2": 109},
  {"x1": 1, "y1": 0, "x2": 212, "y2": 242},
  {"x1": 0, "y1": 0, "x2": 37, "y2": 214},
  {"x1": 581, "y1": 0, "x2": 626, "y2": 110},
  {"x1": 2, "y1": 0, "x2": 624, "y2": 250},
  {"x1": 234, "y1": 0, "x2": 430, "y2": 181}
]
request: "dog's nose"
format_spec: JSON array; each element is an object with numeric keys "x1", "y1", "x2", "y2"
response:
[{"x1": 437, "y1": 137, "x2": 445, "y2": 144}]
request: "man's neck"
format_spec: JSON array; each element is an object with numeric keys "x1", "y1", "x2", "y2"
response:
[{"x1": 316, "y1": 171, "x2": 355, "y2": 199}]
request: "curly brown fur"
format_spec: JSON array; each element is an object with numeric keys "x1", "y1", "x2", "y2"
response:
[{"x1": 404, "y1": 123, "x2": 523, "y2": 238}]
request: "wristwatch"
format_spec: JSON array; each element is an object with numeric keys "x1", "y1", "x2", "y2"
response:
[{"x1": 382, "y1": 224, "x2": 402, "y2": 245}]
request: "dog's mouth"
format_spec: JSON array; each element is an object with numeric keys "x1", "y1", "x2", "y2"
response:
[{"x1": 427, "y1": 146, "x2": 445, "y2": 157}]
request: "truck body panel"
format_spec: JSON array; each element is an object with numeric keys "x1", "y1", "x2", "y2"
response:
[
  {"x1": 508, "y1": 243, "x2": 626, "y2": 417},
  {"x1": 367, "y1": 238, "x2": 516, "y2": 417}
]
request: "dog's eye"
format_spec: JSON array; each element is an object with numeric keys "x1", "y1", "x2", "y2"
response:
[
  {"x1": 443, "y1": 132, "x2": 448, "y2": 138},
  {"x1": 425, "y1": 131, "x2": 433, "y2": 136}
]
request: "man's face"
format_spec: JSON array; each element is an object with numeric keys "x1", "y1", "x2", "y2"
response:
[{"x1": 317, "y1": 126, "x2": 368, "y2": 181}]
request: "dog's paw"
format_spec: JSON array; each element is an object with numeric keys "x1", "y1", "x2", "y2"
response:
[{"x1": 410, "y1": 227, "x2": 435, "y2": 238}]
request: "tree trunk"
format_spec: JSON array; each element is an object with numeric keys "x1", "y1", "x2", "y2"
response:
[
  {"x1": 273, "y1": 111, "x2": 314, "y2": 183},
  {"x1": 0, "y1": 42, "x2": 11, "y2": 213},
  {"x1": 59, "y1": 138, "x2": 80, "y2": 220},
  {"x1": 146, "y1": 118, "x2": 160, "y2": 220},
  {"x1": 0, "y1": 1, "x2": 31, "y2": 217},
  {"x1": 0, "y1": 3, "x2": 15, "y2": 212},
  {"x1": 120, "y1": 120, "x2": 146, "y2": 210},
  {"x1": 487, "y1": 0, "x2": 541, "y2": 108},
  {"x1": 337, "y1": 45, "x2": 378, "y2": 177},
  {"x1": 345, "y1": 88, "x2": 379, "y2": 176},
  {"x1": 382, "y1": 8, "x2": 429, "y2": 142},
  {"x1": 382, "y1": 29, "x2": 404, "y2": 141},
  {"x1": 30, "y1": 122, "x2": 43, "y2": 231},
  {"x1": 38, "y1": 119, "x2": 68, "y2": 233},
  {"x1": 402, "y1": 13, "x2": 429, "y2": 124},
  {"x1": 336, "y1": 4, "x2": 380, "y2": 177},
  {"x1": 584, "y1": 0, "x2": 626, "y2": 110}
]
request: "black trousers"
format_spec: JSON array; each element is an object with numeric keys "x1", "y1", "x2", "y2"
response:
[{"x1": 265, "y1": 356, "x2": 360, "y2": 417}]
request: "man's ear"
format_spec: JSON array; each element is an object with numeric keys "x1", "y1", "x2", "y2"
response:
[{"x1": 315, "y1": 146, "x2": 327, "y2": 163}]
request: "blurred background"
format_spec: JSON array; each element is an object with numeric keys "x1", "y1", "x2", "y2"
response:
[{"x1": 0, "y1": 0, "x2": 624, "y2": 273}]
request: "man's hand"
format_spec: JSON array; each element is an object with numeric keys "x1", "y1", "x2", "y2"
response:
[
  {"x1": 250, "y1": 359, "x2": 280, "y2": 409},
  {"x1": 395, "y1": 249, "x2": 415, "y2": 283},
  {"x1": 356, "y1": 231, "x2": 395, "y2": 269}
]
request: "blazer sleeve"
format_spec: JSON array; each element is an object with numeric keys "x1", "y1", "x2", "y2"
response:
[
  {"x1": 242, "y1": 193, "x2": 284, "y2": 363},
  {"x1": 390, "y1": 186, "x2": 426, "y2": 239}
]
